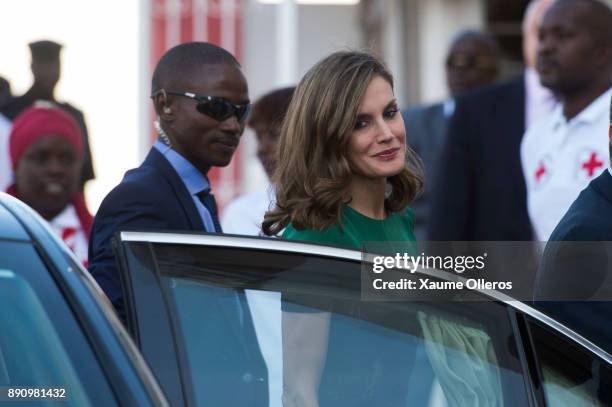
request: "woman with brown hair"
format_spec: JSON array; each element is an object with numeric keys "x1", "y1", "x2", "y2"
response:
[
  {"x1": 263, "y1": 51, "x2": 422, "y2": 406},
  {"x1": 262, "y1": 51, "x2": 421, "y2": 245}
]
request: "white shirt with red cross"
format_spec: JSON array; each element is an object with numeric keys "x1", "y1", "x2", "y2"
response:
[
  {"x1": 48, "y1": 204, "x2": 89, "y2": 267},
  {"x1": 521, "y1": 88, "x2": 611, "y2": 241}
]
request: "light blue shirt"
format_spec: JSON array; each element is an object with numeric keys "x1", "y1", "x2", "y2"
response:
[
  {"x1": 153, "y1": 140, "x2": 217, "y2": 232},
  {"x1": 153, "y1": 139, "x2": 243, "y2": 326}
]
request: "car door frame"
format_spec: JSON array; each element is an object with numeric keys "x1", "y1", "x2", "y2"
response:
[{"x1": 115, "y1": 230, "x2": 612, "y2": 407}]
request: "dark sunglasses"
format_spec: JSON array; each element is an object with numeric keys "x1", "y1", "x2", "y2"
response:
[
  {"x1": 164, "y1": 91, "x2": 251, "y2": 122},
  {"x1": 446, "y1": 53, "x2": 496, "y2": 70}
]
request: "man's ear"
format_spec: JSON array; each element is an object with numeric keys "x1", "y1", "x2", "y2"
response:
[{"x1": 153, "y1": 90, "x2": 174, "y2": 121}]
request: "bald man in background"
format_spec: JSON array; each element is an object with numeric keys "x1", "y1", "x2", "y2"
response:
[
  {"x1": 428, "y1": 0, "x2": 557, "y2": 242},
  {"x1": 402, "y1": 30, "x2": 500, "y2": 240}
]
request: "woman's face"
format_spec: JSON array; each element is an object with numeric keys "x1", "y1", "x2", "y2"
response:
[
  {"x1": 15, "y1": 135, "x2": 81, "y2": 220},
  {"x1": 253, "y1": 122, "x2": 279, "y2": 179},
  {"x1": 347, "y1": 75, "x2": 406, "y2": 180}
]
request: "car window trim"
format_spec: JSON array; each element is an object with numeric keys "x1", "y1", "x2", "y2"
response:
[
  {"x1": 508, "y1": 308, "x2": 545, "y2": 407},
  {"x1": 114, "y1": 239, "x2": 187, "y2": 407}
]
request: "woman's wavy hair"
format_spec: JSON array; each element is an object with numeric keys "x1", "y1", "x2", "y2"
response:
[{"x1": 262, "y1": 50, "x2": 423, "y2": 236}]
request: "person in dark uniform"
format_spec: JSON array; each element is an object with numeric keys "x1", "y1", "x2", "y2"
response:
[
  {"x1": 0, "y1": 76, "x2": 12, "y2": 107},
  {"x1": 0, "y1": 40, "x2": 94, "y2": 190}
]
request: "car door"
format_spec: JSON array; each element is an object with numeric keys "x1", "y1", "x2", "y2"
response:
[
  {"x1": 514, "y1": 308, "x2": 612, "y2": 406},
  {"x1": 116, "y1": 231, "x2": 551, "y2": 407}
]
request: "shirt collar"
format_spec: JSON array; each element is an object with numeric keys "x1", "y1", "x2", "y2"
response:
[
  {"x1": 153, "y1": 140, "x2": 210, "y2": 194},
  {"x1": 50, "y1": 204, "x2": 80, "y2": 229},
  {"x1": 443, "y1": 99, "x2": 455, "y2": 117},
  {"x1": 525, "y1": 67, "x2": 555, "y2": 103},
  {"x1": 553, "y1": 88, "x2": 612, "y2": 129}
]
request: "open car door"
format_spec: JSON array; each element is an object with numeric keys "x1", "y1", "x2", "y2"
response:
[{"x1": 115, "y1": 232, "x2": 611, "y2": 407}]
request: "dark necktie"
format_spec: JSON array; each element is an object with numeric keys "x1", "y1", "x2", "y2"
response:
[
  {"x1": 197, "y1": 189, "x2": 223, "y2": 233},
  {"x1": 197, "y1": 189, "x2": 243, "y2": 327}
]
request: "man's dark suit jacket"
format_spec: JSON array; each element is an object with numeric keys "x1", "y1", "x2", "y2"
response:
[
  {"x1": 89, "y1": 147, "x2": 268, "y2": 405},
  {"x1": 0, "y1": 90, "x2": 95, "y2": 188},
  {"x1": 535, "y1": 171, "x2": 612, "y2": 352},
  {"x1": 427, "y1": 77, "x2": 532, "y2": 241},
  {"x1": 402, "y1": 102, "x2": 448, "y2": 240}
]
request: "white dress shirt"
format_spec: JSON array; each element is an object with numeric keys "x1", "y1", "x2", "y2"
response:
[
  {"x1": 49, "y1": 204, "x2": 89, "y2": 267},
  {"x1": 221, "y1": 186, "x2": 282, "y2": 407},
  {"x1": 524, "y1": 67, "x2": 557, "y2": 129},
  {"x1": 521, "y1": 88, "x2": 612, "y2": 241},
  {"x1": 221, "y1": 186, "x2": 275, "y2": 235}
]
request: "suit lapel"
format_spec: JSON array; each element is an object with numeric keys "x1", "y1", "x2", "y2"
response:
[
  {"x1": 143, "y1": 148, "x2": 205, "y2": 231},
  {"x1": 428, "y1": 103, "x2": 448, "y2": 152},
  {"x1": 503, "y1": 77, "x2": 526, "y2": 138},
  {"x1": 145, "y1": 149, "x2": 248, "y2": 346},
  {"x1": 590, "y1": 170, "x2": 612, "y2": 206}
]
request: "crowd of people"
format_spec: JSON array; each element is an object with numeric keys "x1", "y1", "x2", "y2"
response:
[{"x1": 1, "y1": 0, "x2": 612, "y2": 404}]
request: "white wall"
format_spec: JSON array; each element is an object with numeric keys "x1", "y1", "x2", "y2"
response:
[
  {"x1": 241, "y1": 0, "x2": 361, "y2": 193},
  {"x1": 417, "y1": 0, "x2": 484, "y2": 103},
  {"x1": 0, "y1": 0, "x2": 142, "y2": 213}
]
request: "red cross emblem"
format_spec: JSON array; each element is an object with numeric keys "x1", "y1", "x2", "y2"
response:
[
  {"x1": 61, "y1": 227, "x2": 76, "y2": 242},
  {"x1": 61, "y1": 227, "x2": 77, "y2": 253},
  {"x1": 535, "y1": 161, "x2": 547, "y2": 183},
  {"x1": 581, "y1": 152, "x2": 604, "y2": 177}
]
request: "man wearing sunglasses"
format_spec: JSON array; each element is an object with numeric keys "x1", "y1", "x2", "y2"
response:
[{"x1": 88, "y1": 42, "x2": 267, "y2": 406}]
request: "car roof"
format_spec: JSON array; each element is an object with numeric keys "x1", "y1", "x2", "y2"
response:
[
  {"x1": 0, "y1": 193, "x2": 169, "y2": 406},
  {"x1": 0, "y1": 193, "x2": 30, "y2": 241}
]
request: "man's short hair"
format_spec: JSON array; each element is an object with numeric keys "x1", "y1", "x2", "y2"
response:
[
  {"x1": 151, "y1": 42, "x2": 240, "y2": 95},
  {"x1": 448, "y1": 29, "x2": 500, "y2": 56},
  {"x1": 551, "y1": 0, "x2": 612, "y2": 46},
  {"x1": 249, "y1": 87, "x2": 295, "y2": 129}
]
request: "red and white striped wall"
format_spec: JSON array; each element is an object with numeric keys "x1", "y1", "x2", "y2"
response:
[{"x1": 149, "y1": 0, "x2": 243, "y2": 211}]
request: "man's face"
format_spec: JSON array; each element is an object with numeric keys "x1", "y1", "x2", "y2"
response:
[
  {"x1": 445, "y1": 37, "x2": 498, "y2": 96},
  {"x1": 164, "y1": 63, "x2": 249, "y2": 174},
  {"x1": 252, "y1": 123, "x2": 279, "y2": 179},
  {"x1": 537, "y1": 4, "x2": 602, "y2": 95}
]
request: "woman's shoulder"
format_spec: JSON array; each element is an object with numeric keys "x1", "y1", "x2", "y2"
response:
[
  {"x1": 385, "y1": 207, "x2": 417, "y2": 242},
  {"x1": 397, "y1": 207, "x2": 415, "y2": 229}
]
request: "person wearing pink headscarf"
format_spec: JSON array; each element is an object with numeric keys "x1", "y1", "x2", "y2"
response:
[{"x1": 6, "y1": 105, "x2": 92, "y2": 266}]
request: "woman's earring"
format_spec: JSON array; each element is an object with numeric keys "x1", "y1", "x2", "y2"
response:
[{"x1": 385, "y1": 183, "x2": 393, "y2": 199}]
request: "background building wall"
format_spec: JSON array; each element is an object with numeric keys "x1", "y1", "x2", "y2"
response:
[
  {"x1": 241, "y1": 0, "x2": 361, "y2": 193},
  {"x1": 416, "y1": 0, "x2": 484, "y2": 104},
  {"x1": 5, "y1": 0, "x2": 610, "y2": 209},
  {"x1": 0, "y1": 0, "x2": 142, "y2": 212}
]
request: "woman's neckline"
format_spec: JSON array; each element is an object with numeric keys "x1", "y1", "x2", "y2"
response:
[{"x1": 344, "y1": 204, "x2": 389, "y2": 221}]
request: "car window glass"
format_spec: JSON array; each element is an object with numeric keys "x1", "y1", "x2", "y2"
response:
[
  {"x1": 528, "y1": 320, "x2": 612, "y2": 406},
  {"x1": 128, "y1": 242, "x2": 529, "y2": 407},
  {"x1": 0, "y1": 241, "x2": 118, "y2": 406},
  {"x1": 0, "y1": 269, "x2": 91, "y2": 405}
]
